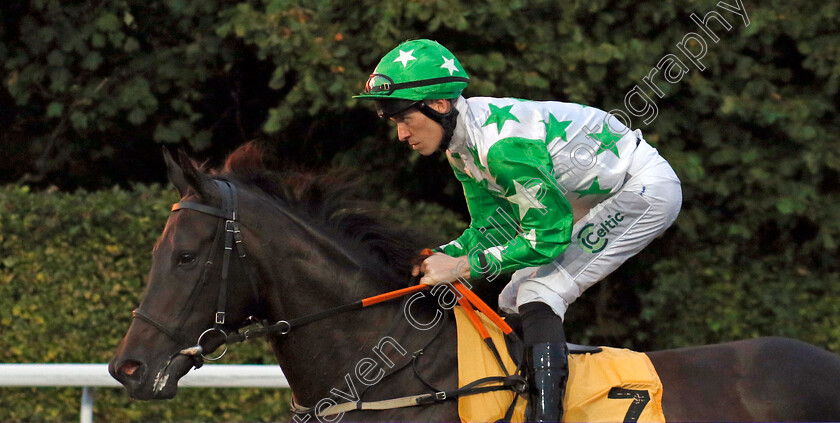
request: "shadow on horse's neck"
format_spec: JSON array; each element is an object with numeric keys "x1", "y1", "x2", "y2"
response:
[
  {"x1": 249, "y1": 192, "x2": 409, "y2": 403},
  {"x1": 255, "y1": 191, "x2": 405, "y2": 301}
]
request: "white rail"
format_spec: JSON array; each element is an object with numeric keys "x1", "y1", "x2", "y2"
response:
[{"x1": 0, "y1": 364, "x2": 289, "y2": 423}]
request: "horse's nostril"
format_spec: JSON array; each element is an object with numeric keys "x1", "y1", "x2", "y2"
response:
[{"x1": 119, "y1": 360, "x2": 144, "y2": 377}]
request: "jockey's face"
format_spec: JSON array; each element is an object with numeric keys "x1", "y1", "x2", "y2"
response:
[{"x1": 390, "y1": 100, "x2": 451, "y2": 156}]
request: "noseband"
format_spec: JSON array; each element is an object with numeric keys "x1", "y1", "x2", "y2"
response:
[{"x1": 132, "y1": 179, "x2": 262, "y2": 367}]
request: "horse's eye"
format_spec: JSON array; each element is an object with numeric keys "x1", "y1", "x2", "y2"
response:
[{"x1": 178, "y1": 253, "x2": 197, "y2": 265}]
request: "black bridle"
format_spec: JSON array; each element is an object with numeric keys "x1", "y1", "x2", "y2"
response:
[{"x1": 131, "y1": 179, "x2": 262, "y2": 367}]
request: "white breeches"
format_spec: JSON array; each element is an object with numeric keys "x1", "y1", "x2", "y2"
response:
[{"x1": 498, "y1": 159, "x2": 682, "y2": 319}]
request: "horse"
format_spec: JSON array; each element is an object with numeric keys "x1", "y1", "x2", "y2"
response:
[{"x1": 110, "y1": 144, "x2": 840, "y2": 422}]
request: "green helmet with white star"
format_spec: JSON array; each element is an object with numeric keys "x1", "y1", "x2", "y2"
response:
[{"x1": 355, "y1": 39, "x2": 469, "y2": 102}]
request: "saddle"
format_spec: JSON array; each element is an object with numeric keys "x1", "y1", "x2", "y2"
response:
[{"x1": 454, "y1": 306, "x2": 666, "y2": 423}]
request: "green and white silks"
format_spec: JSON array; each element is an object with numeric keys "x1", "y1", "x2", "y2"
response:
[{"x1": 439, "y1": 96, "x2": 682, "y2": 317}]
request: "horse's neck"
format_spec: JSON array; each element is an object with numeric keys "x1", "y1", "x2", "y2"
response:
[
  {"x1": 268, "y1": 271, "x2": 403, "y2": 405},
  {"x1": 241, "y1": 195, "x2": 460, "y2": 420},
  {"x1": 266, "y1": 282, "x2": 461, "y2": 421},
  {"x1": 251, "y1": 214, "x2": 404, "y2": 404}
]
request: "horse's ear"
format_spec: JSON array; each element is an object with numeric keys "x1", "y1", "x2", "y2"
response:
[
  {"x1": 176, "y1": 149, "x2": 211, "y2": 199},
  {"x1": 163, "y1": 147, "x2": 189, "y2": 198},
  {"x1": 162, "y1": 147, "x2": 210, "y2": 199}
]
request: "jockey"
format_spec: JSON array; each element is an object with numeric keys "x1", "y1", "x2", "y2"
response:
[{"x1": 355, "y1": 39, "x2": 682, "y2": 422}]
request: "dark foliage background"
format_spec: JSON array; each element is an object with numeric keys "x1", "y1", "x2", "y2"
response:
[{"x1": 1, "y1": 0, "x2": 839, "y2": 421}]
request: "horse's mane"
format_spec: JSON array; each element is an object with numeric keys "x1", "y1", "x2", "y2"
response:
[{"x1": 214, "y1": 142, "x2": 424, "y2": 287}]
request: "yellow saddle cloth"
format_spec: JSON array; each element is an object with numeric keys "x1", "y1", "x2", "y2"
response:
[{"x1": 454, "y1": 306, "x2": 666, "y2": 423}]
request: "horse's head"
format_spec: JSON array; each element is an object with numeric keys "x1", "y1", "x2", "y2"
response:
[
  {"x1": 110, "y1": 142, "x2": 428, "y2": 403},
  {"x1": 109, "y1": 149, "x2": 263, "y2": 399}
]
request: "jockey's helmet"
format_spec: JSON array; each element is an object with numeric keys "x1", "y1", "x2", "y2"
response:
[{"x1": 355, "y1": 39, "x2": 469, "y2": 119}]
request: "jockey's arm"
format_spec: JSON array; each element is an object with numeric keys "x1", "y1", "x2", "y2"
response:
[
  {"x1": 467, "y1": 137, "x2": 572, "y2": 278},
  {"x1": 436, "y1": 159, "x2": 518, "y2": 258},
  {"x1": 421, "y1": 138, "x2": 572, "y2": 284}
]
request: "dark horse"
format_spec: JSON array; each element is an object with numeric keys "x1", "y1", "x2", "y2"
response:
[{"x1": 110, "y1": 144, "x2": 840, "y2": 422}]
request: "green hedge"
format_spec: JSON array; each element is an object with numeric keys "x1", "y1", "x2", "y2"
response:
[{"x1": 0, "y1": 183, "x2": 465, "y2": 422}]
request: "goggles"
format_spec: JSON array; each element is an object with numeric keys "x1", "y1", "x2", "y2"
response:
[
  {"x1": 362, "y1": 73, "x2": 470, "y2": 97},
  {"x1": 363, "y1": 74, "x2": 398, "y2": 96}
]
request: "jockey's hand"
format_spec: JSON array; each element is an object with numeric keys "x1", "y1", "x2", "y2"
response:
[
  {"x1": 418, "y1": 253, "x2": 471, "y2": 286},
  {"x1": 410, "y1": 249, "x2": 435, "y2": 278}
]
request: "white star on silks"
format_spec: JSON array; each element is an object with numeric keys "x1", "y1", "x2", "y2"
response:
[
  {"x1": 393, "y1": 49, "x2": 417, "y2": 67},
  {"x1": 440, "y1": 56, "x2": 459, "y2": 75},
  {"x1": 506, "y1": 180, "x2": 547, "y2": 220},
  {"x1": 485, "y1": 245, "x2": 507, "y2": 261},
  {"x1": 523, "y1": 229, "x2": 538, "y2": 249}
]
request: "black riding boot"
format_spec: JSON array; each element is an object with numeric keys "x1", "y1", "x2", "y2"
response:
[
  {"x1": 520, "y1": 302, "x2": 569, "y2": 422},
  {"x1": 525, "y1": 342, "x2": 569, "y2": 422}
]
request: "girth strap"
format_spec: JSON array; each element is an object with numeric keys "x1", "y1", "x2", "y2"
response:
[{"x1": 297, "y1": 374, "x2": 526, "y2": 417}]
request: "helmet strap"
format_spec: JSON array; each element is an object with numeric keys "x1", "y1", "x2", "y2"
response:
[{"x1": 416, "y1": 100, "x2": 459, "y2": 152}]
